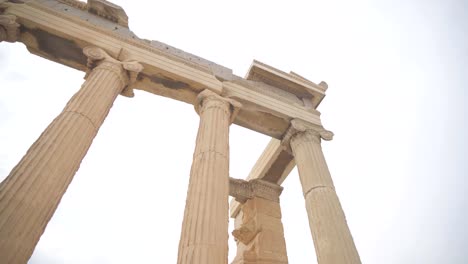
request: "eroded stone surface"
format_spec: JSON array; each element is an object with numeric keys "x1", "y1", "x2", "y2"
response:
[
  {"x1": 229, "y1": 178, "x2": 283, "y2": 204},
  {"x1": 0, "y1": 14, "x2": 19, "y2": 42},
  {"x1": 8, "y1": 0, "x2": 324, "y2": 137},
  {"x1": 87, "y1": 0, "x2": 128, "y2": 27},
  {"x1": 232, "y1": 197, "x2": 288, "y2": 264}
]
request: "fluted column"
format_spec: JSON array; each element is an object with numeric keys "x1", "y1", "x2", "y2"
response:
[
  {"x1": 283, "y1": 119, "x2": 360, "y2": 264},
  {"x1": 0, "y1": 47, "x2": 142, "y2": 264},
  {"x1": 178, "y1": 90, "x2": 241, "y2": 264}
]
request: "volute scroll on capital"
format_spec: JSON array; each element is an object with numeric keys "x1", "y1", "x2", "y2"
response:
[
  {"x1": 0, "y1": 14, "x2": 20, "y2": 43},
  {"x1": 83, "y1": 46, "x2": 143, "y2": 97},
  {"x1": 281, "y1": 119, "x2": 334, "y2": 151},
  {"x1": 195, "y1": 89, "x2": 242, "y2": 123}
]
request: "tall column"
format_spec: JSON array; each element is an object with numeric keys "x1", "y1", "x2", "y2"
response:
[
  {"x1": 283, "y1": 119, "x2": 361, "y2": 264},
  {"x1": 178, "y1": 90, "x2": 241, "y2": 264},
  {"x1": 231, "y1": 179, "x2": 288, "y2": 264},
  {"x1": 0, "y1": 47, "x2": 142, "y2": 264}
]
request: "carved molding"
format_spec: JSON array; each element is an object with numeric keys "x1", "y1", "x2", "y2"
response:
[
  {"x1": 229, "y1": 177, "x2": 283, "y2": 203},
  {"x1": 58, "y1": 0, "x2": 128, "y2": 28},
  {"x1": 195, "y1": 89, "x2": 242, "y2": 123},
  {"x1": 232, "y1": 217, "x2": 259, "y2": 245},
  {"x1": 0, "y1": 14, "x2": 19, "y2": 43},
  {"x1": 83, "y1": 46, "x2": 143, "y2": 97},
  {"x1": 281, "y1": 118, "x2": 333, "y2": 152},
  {"x1": 30, "y1": 1, "x2": 212, "y2": 75},
  {"x1": 87, "y1": 0, "x2": 128, "y2": 28}
]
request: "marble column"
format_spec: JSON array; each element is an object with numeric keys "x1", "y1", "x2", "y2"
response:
[
  {"x1": 178, "y1": 90, "x2": 241, "y2": 264},
  {"x1": 231, "y1": 179, "x2": 288, "y2": 264},
  {"x1": 0, "y1": 47, "x2": 142, "y2": 264},
  {"x1": 0, "y1": 14, "x2": 20, "y2": 43},
  {"x1": 283, "y1": 119, "x2": 361, "y2": 264}
]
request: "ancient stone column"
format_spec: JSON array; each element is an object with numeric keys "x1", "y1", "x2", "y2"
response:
[
  {"x1": 178, "y1": 90, "x2": 241, "y2": 264},
  {"x1": 231, "y1": 179, "x2": 288, "y2": 264},
  {"x1": 0, "y1": 46, "x2": 142, "y2": 264},
  {"x1": 0, "y1": 14, "x2": 20, "y2": 43},
  {"x1": 283, "y1": 119, "x2": 361, "y2": 264}
]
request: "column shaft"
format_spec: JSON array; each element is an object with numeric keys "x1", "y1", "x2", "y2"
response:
[
  {"x1": 178, "y1": 91, "x2": 237, "y2": 264},
  {"x1": 0, "y1": 54, "x2": 130, "y2": 263},
  {"x1": 291, "y1": 130, "x2": 361, "y2": 264}
]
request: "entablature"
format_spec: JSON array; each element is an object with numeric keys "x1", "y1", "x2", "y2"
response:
[{"x1": 1, "y1": 0, "x2": 327, "y2": 139}]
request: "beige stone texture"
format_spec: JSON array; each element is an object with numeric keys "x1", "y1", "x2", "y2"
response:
[
  {"x1": 87, "y1": 0, "x2": 129, "y2": 28},
  {"x1": 245, "y1": 60, "x2": 326, "y2": 109},
  {"x1": 0, "y1": 46, "x2": 142, "y2": 264},
  {"x1": 177, "y1": 90, "x2": 240, "y2": 264},
  {"x1": 284, "y1": 119, "x2": 361, "y2": 264},
  {"x1": 0, "y1": 14, "x2": 19, "y2": 42},
  {"x1": 0, "y1": 1, "x2": 363, "y2": 262},
  {"x1": 3, "y1": 0, "x2": 324, "y2": 138},
  {"x1": 232, "y1": 196, "x2": 288, "y2": 264},
  {"x1": 229, "y1": 178, "x2": 283, "y2": 203},
  {"x1": 230, "y1": 139, "x2": 295, "y2": 217}
]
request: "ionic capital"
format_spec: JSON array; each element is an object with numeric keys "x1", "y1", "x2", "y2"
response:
[
  {"x1": 281, "y1": 119, "x2": 333, "y2": 152},
  {"x1": 83, "y1": 46, "x2": 143, "y2": 97},
  {"x1": 0, "y1": 14, "x2": 19, "y2": 43},
  {"x1": 229, "y1": 177, "x2": 283, "y2": 203},
  {"x1": 195, "y1": 89, "x2": 242, "y2": 123}
]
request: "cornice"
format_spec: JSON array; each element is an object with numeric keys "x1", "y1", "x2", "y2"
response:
[
  {"x1": 5, "y1": 1, "x2": 325, "y2": 138},
  {"x1": 28, "y1": 1, "x2": 213, "y2": 75}
]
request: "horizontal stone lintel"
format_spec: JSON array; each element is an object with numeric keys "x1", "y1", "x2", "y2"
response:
[{"x1": 3, "y1": 0, "x2": 323, "y2": 138}]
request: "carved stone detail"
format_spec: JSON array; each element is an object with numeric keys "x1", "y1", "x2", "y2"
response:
[
  {"x1": 83, "y1": 46, "x2": 143, "y2": 97},
  {"x1": 195, "y1": 89, "x2": 242, "y2": 123},
  {"x1": 232, "y1": 216, "x2": 259, "y2": 245},
  {"x1": 229, "y1": 177, "x2": 283, "y2": 203},
  {"x1": 232, "y1": 197, "x2": 289, "y2": 264},
  {"x1": 281, "y1": 118, "x2": 333, "y2": 153},
  {"x1": 29, "y1": 1, "x2": 214, "y2": 75},
  {"x1": 0, "y1": 14, "x2": 19, "y2": 43},
  {"x1": 58, "y1": 0, "x2": 128, "y2": 28},
  {"x1": 230, "y1": 177, "x2": 287, "y2": 263},
  {"x1": 87, "y1": 0, "x2": 128, "y2": 28}
]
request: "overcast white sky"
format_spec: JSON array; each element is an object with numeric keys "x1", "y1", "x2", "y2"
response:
[{"x1": 0, "y1": 0, "x2": 467, "y2": 263}]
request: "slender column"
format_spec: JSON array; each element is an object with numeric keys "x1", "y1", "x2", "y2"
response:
[
  {"x1": 0, "y1": 47, "x2": 142, "y2": 264},
  {"x1": 231, "y1": 179, "x2": 288, "y2": 264},
  {"x1": 178, "y1": 90, "x2": 241, "y2": 264},
  {"x1": 0, "y1": 14, "x2": 20, "y2": 43},
  {"x1": 283, "y1": 119, "x2": 360, "y2": 264}
]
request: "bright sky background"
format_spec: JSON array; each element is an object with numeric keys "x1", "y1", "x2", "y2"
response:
[{"x1": 0, "y1": 0, "x2": 467, "y2": 263}]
